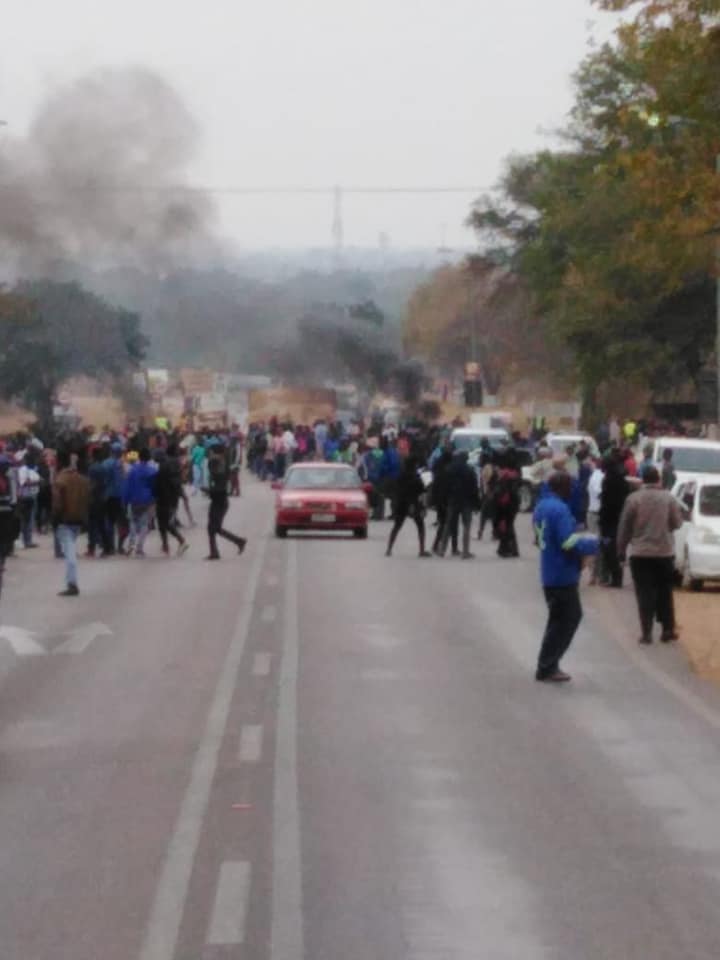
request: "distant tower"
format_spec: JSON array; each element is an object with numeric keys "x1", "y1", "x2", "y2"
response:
[{"x1": 332, "y1": 185, "x2": 344, "y2": 262}]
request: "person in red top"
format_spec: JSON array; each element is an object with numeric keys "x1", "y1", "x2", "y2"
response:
[{"x1": 622, "y1": 447, "x2": 638, "y2": 477}]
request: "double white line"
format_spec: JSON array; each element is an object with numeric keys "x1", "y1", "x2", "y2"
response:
[{"x1": 138, "y1": 539, "x2": 304, "y2": 959}]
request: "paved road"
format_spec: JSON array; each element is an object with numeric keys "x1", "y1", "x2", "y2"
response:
[{"x1": 1, "y1": 477, "x2": 720, "y2": 959}]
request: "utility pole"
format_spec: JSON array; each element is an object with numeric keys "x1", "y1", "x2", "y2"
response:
[{"x1": 716, "y1": 155, "x2": 720, "y2": 427}]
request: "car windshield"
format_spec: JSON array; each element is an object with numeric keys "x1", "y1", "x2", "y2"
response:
[
  {"x1": 699, "y1": 485, "x2": 720, "y2": 517},
  {"x1": 663, "y1": 446, "x2": 720, "y2": 474},
  {"x1": 453, "y1": 433, "x2": 506, "y2": 452},
  {"x1": 285, "y1": 467, "x2": 361, "y2": 490},
  {"x1": 549, "y1": 438, "x2": 579, "y2": 454}
]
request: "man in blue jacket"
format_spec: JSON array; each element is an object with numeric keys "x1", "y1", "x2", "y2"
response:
[
  {"x1": 533, "y1": 471, "x2": 599, "y2": 682},
  {"x1": 103, "y1": 442, "x2": 125, "y2": 554},
  {"x1": 123, "y1": 448, "x2": 157, "y2": 557}
]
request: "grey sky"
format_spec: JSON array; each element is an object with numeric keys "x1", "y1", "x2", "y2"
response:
[{"x1": 3, "y1": 0, "x2": 616, "y2": 251}]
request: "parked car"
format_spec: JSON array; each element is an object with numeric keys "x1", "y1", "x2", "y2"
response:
[
  {"x1": 672, "y1": 475, "x2": 720, "y2": 591},
  {"x1": 273, "y1": 463, "x2": 370, "y2": 538},
  {"x1": 650, "y1": 437, "x2": 720, "y2": 486}
]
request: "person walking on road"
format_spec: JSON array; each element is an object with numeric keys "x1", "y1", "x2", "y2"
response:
[
  {"x1": 0, "y1": 453, "x2": 18, "y2": 603},
  {"x1": 533, "y1": 471, "x2": 599, "y2": 682},
  {"x1": 52, "y1": 450, "x2": 90, "y2": 597},
  {"x1": 599, "y1": 450, "x2": 629, "y2": 587},
  {"x1": 87, "y1": 446, "x2": 110, "y2": 557},
  {"x1": 430, "y1": 447, "x2": 453, "y2": 554},
  {"x1": 204, "y1": 442, "x2": 247, "y2": 560},
  {"x1": 103, "y1": 442, "x2": 125, "y2": 555},
  {"x1": 17, "y1": 450, "x2": 41, "y2": 549},
  {"x1": 494, "y1": 449, "x2": 521, "y2": 558},
  {"x1": 385, "y1": 456, "x2": 431, "y2": 558},
  {"x1": 154, "y1": 446, "x2": 189, "y2": 557},
  {"x1": 123, "y1": 448, "x2": 157, "y2": 557},
  {"x1": 438, "y1": 450, "x2": 478, "y2": 559},
  {"x1": 616, "y1": 466, "x2": 683, "y2": 645},
  {"x1": 661, "y1": 448, "x2": 676, "y2": 491}
]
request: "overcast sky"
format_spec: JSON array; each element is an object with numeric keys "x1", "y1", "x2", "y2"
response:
[{"x1": 2, "y1": 0, "x2": 616, "y2": 251}]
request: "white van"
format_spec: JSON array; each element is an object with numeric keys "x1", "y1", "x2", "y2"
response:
[{"x1": 650, "y1": 437, "x2": 720, "y2": 485}]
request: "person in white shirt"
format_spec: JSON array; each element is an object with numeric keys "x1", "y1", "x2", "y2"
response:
[
  {"x1": 586, "y1": 460, "x2": 605, "y2": 585},
  {"x1": 282, "y1": 427, "x2": 298, "y2": 463},
  {"x1": 17, "y1": 454, "x2": 41, "y2": 549}
]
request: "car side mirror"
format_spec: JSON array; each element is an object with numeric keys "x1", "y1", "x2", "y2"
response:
[
  {"x1": 271, "y1": 480, "x2": 283, "y2": 491},
  {"x1": 362, "y1": 482, "x2": 373, "y2": 495}
]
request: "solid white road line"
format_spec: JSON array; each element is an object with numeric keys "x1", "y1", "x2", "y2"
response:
[
  {"x1": 262, "y1": 604, "x2": 277, "y2": 624},
  {"x1": 252, "y1": 652, "x2": 272, "y2": 676},
  {"x1": 239, "y1": 724, "x2": 263, "y2": 764},
  {"x1": 272, "y1": 539, "x2": 304, "y2": 960},
  {"x1": 138, "y1": 536, "x2": 268, "y2": 960},
  {"x1": 206, "y1": 861, "x2": 252, "y2": 946}
]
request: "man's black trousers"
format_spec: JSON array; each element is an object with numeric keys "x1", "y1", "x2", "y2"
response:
[
  {"x1": 537, "y1": 584, "x2": 583, "y2": 679},
  {"x1": 630, "y1": 555, "x2": 675, "y2": 639}
]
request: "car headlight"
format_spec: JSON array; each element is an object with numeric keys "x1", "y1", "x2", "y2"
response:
[
  {"x1": 280, "y1": 501, "x2": 305, "y2": 510},
  {"x1": 344, "y1": 502, "x2": 366, "y2": 510}
]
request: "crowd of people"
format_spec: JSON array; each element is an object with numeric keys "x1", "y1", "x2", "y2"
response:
[
  {"x1": 0, "y1": 425, "x2": 247, "y2": 600},
  {"x1": 0, "y1": 413, "x2": 694, "y2": 685}
]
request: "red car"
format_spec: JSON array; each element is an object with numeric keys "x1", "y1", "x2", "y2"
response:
[{"x1": 273, "y1": 462, "x2": 370, "y2": 538}]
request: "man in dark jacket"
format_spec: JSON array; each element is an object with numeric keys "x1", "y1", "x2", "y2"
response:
[
  {"x1": 599, "y1": 451, "x2": 629, "y2": 587},
  {"x1": 385, "y1": 456, "x2": 431, "y2": 558},
  {"x1": 204, "y1": 442, "x2": 247, "y2": 560},
  {"x1": 533, "y1": 471, "x2": 599, "y2": 682},
  {"x1": 430, "y1": 447, "x2": 453, "y2": 554},
  {"x1": 155, "y1": 445, "x2": 189, "y2": 557},
  {"x1": 103, "y1": 442, "x2": 125, "y2": 554},
  {"x1": 438, "y1": 451, "x2": 478, "y2": 559},
  {"x1": 87, "y1": 446, "x2": 110, "y2": 557}
]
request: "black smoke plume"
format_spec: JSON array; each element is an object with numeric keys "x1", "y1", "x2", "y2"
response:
[{"x1": 0, "y1": 67, "x2": 217, "y2": 277}]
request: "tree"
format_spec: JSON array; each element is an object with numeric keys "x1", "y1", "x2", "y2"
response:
[
  {"x1": 0, "y1": 280, "x2": 147, "y2": 431},
  {"x1": 468, "y1": 3, "x2": 720, "y2": 413},
  {"x1": 403, "y1": 259, "x2": 554, "y2": 395}
]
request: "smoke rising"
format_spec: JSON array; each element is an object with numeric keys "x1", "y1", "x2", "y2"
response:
[{"x1": 0, "y1": 67, "x2": 218, "y2": 277}]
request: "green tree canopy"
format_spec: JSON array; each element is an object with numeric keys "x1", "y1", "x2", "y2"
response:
[
  {"x1": 469, "y1": 0, "x2": 720, "y2": 413},
  {"x1": 0, "y1": 280, "x2": 147, "y2": 430}
]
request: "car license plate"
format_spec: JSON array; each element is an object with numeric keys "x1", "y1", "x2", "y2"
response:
[{"x1": 311, "y1": 513, "x2": 336, "y2": 523}]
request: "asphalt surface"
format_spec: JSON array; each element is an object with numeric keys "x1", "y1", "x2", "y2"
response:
[{"x1": 1, "y1": 477, "x2": 720, "y2": 959}]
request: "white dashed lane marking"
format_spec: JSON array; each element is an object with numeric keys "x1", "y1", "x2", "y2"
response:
[
  {"x1": 239, "y1": 724, "x2": 263, "y2": 764},
  {"x1": 252, "y1": 652, "x2": 272, "y2": 676},
  {"x1": 206, "y1": 861, "x2": 252, "y2": 946}
]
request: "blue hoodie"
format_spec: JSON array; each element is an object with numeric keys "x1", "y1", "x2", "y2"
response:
[
  {"x1": 533, "y1": 493, "x2": 598, "y2": 588},
  {"x1": 103, "y1": 455, "x2": 125, "y2": 500},
  {"x1": 123, "y1": 461, "x2": 157, "y2": 507}
]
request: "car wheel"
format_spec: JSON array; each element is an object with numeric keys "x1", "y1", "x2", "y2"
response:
[
  {"x1": 690, "y1": 578, "x2": 704, "y2": 592},
  {"x1": 354, "y1": 526, "x2": 368, "y2": 539},
  {"x1": 275, "y1": 525, "x2": 288, "y2": 539},
  {"x1": 519, "y1": 483, "x2": 533, "y2": 514}
]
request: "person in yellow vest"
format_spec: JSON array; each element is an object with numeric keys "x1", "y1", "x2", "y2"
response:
[{"x1": 623, "y1": 420, "x2": 637, "y2": 445}]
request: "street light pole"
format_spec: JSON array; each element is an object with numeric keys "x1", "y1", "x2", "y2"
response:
[{"x1": 716, "y1": 154, "x2": 720, "y2": 428}]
